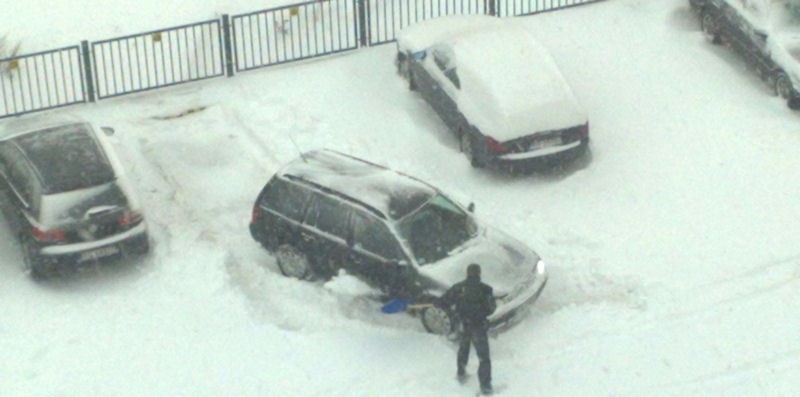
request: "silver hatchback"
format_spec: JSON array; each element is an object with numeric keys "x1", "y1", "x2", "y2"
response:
[{"x1": 0, "y1": 115, "x2": 149, "y2": 278}]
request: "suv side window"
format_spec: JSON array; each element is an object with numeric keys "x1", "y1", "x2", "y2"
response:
[
  {"x1": 352, "y1": 211, "x2": 404, "y2": 261},
  {"x1": 305, "y1": 193, "x2": 352, "y2": 240},
  {"x1": 259, "y1": 177, "x2": 312, "y2": 222}
]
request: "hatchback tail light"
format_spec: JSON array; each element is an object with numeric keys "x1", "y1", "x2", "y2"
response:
[
  {"x1": 251, "y1": 206, "x2": 261, "y2": 224},
  {"x1": 118, "y1": 210, "x2": 144, "y2": 226},
  {"x1": 485, "y1": 137, "x2": 509, "y2": 154},
  {"x1": 32, "y1": 226, "x2": 65, "y2": 242}
]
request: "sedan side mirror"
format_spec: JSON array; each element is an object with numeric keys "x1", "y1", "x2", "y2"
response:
[
  {"x1": 467, "y1": 202, "x2": 475, "y2": 213},
  {"x1": 100, "y1": 126, "x2": 115, "y2": 136}
]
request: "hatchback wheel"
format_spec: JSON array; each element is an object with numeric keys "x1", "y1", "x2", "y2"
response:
[
  {"x1": 701, "y1": 12, "x2": 721, "y2": 45},
  {"x1": 421, "y1": 305, "x2": 456, "y2": 335},
  {"x1": 275, "y1": 244, "x2": 311, "y2": 280}
]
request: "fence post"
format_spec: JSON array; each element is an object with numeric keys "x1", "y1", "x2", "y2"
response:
[
  {"x1": 222, "y1": 14, "x2": 235, "y2": 77},
  {"x1": 80, "y1": 40, "x2": 96, "y2": 103},
  {"x1": 357, "y1": 0, "x2": 368, "y2": 47},
  {"x1": 486, "y1": 0, "x2": 497, "y2": 16}
]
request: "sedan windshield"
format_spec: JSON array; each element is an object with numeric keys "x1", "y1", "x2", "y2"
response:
[{"x1": 396, "y1": 194, "x2": 477, "y2": 265}]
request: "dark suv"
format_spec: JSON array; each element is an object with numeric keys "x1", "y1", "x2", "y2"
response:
[
  {"x1": 691, "y1": 0, "x2": 800, "y2": 109},
  {"x1": 249, "y1": 150, "x2": 547, "y2": 335},
  {"x1": 0, "y1": 115, "x2": 149, "y2": 278}
]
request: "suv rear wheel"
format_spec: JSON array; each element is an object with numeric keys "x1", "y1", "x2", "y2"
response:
[{"x1": 275, "y1": 244, "x2": 312, "y2": 280}]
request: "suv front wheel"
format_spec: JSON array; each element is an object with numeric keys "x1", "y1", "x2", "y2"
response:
[
  {"x1": 421, "y1": 305, "x2": 456, "y2": 336},
  {"x1": 275, "y1": 244, "x2": 312, "y2": 280}
]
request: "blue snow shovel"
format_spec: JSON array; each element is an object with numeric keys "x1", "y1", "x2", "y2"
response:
[
  {"x1": 380, "y1": 299, "x2": 433, "y2": 313},
  {"x1": 380, "y1": 298, "x2": 409, "y2": 313}
]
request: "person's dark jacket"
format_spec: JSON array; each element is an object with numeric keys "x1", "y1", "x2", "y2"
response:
[{"x1": 440, "y1": 274, "x2": 496, "y2": 327}]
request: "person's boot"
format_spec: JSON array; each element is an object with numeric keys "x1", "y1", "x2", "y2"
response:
[
  {"x1": 457, "y1": 368, "x2": 468, "y2": 384},
  {"x1": 480, "y1": 385, "x2": 493, "y2": 395}
]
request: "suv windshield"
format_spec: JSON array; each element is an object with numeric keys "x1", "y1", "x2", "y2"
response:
[
  {"x1": 396, "y1": 194, "x2": 477, "y2": 265},
  {"x1": 15, "y1": 123, "x2": 115, "y2": 193}
]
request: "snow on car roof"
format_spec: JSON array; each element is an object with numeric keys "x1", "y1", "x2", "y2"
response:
[
  {"x1": 444, "y1": 26, "x2": 588, "y2": 141},
  {"x1": 278, "y1": 150, "x2": 437, "y2": 220},
  {"x1": 0, "y1": 113, "x2": 87, "y2": 141},
  {"x1": 396, "y1": 14, "x2": 504, "y2": 53}
]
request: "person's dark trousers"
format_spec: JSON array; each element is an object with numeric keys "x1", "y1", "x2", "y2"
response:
[{"x1": 457, "y1": 323, "x2": 492, "y2": 390}]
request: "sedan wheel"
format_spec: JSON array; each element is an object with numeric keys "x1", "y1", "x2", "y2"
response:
[
  {"x1": 22, "y1": 238, "x2": 47, "y2": 279},
  {"x1": 460, "y1": 132, "x2": 483, "y2": 168},
  {"x1": 421, "y1": 305, "x2": 456, "y2": 335},
  {"x1": 275, "y1": 244, "x2": 311, "y2": 280}
]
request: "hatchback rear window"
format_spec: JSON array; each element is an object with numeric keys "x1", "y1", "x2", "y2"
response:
[{"x1": 15, "y1": 123, "x2": 115, "y2": 193}]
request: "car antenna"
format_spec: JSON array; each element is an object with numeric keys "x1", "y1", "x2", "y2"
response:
[{"x1": 288, "y1": 133, "x2": 307, "y2": 163}]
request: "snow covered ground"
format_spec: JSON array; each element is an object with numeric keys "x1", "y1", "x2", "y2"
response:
[{"x1": 3, "y1": 0, "x2": 800, "y2": 396}]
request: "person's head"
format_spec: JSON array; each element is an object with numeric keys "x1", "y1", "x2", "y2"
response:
[{"x1": 467, "y1": 263, "x2": 481, "y2": 279}]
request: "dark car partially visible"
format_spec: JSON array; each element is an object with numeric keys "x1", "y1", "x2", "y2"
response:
[{"x1": 0, "y1": 115, "x2": 149, "y2": 278}]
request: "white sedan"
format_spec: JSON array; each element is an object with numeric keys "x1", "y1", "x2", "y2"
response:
[{"x1": 396, "y1": 16, "x2": 590, "y2": 171}]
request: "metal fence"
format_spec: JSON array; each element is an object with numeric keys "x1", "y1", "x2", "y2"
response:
[
  {"x1": 231, "y1": 0, "x2": 359, "y2": 72},
  {"x1": 0, "y1": 46, "x2": 86, "y2": 118},
  {"x1": 0, "y1": 0, "x2": 605, "y2": 120},
  {"x1": 366, "y1": 0, "x2": 489, "y2": 46},
  {"x1": 496, "y1": 0, "x2": 604, "y2": 17},
  {"x1": 91, "y1": 20, "x2": 225, "y2": 100}
]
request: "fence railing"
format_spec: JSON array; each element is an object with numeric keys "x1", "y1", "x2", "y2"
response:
[
  {"x1": 0, "y1": 46, "x2": 86, "y2": 117},
  {"x1": 91, "y1": 20, "x2": 225, "y2": 100},
  {"x1": 0, "y1": 0, "x2": 605, "y2": 120},
  {"x1": 231, "y1": 0, "x2": 359, "y2": 72},
  {"x1": 496, "y1": 0, "x2": 602, "y2": 17},
  {"x1": 366, "y1": 0, "x2": 490, "y2": 46}
]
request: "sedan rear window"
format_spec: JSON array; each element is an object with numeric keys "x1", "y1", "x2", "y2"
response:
[{"x1": 15, "y1": 123, "x2": 115, "y2": 194}]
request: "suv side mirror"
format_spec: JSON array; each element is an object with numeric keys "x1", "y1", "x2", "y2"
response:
[
  {"x1": 101, "y1": 126, "x2": 115, "y2": 136},
  {"x1": 467, "y1": 202, "x2": 475, "y2": 213}
]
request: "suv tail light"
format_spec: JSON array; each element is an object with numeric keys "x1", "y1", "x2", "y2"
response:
[
  {"x1": 485, "y1": 137, "x2": 509, "y2": 154},
  {"x1": 118, "y1": 210, "x2": 143, "y2": 226},
  {"x1": 251, "y1": 206, "x2": 261, "y2": 224},
  {"x1": 32, "y1": 226, "x2": 65, "y2": 242},
  {"x1": 579, "y1": 123, "x2": 589, "y2": 138}
]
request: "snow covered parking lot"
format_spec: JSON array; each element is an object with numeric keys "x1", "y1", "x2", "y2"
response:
[{"x1": 2, "y1": 0, "x2": 800, "y2": 396}]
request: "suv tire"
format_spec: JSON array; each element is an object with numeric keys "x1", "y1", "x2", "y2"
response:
[
  {"x1": 275, "y1": 244, "x2": 312, "y2": 280},
  {"x1": 421, "y1": 305, "x2": 456, "y2": 335}
]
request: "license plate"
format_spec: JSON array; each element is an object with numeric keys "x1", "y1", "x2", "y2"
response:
[
  {"x1": 79, "y1": 246, "x2": 119, "y2": 262},
  {"x1": 531, "y1": 136, "x2": 562, "y2": 150}
]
